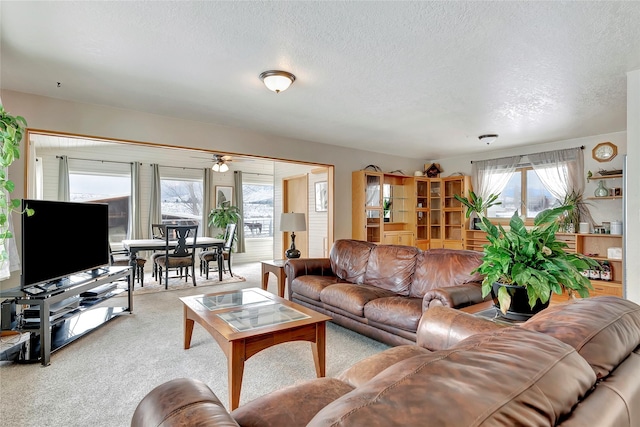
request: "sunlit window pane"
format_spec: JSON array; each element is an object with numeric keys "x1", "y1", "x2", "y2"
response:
[
  {"x1": 526, "y1": 170, "x2": 560, "y2": 218},
  {"x1": 487, "y1": 172, "x2": 522, "y2": 218},
  {"x1": 69, "y1": 173, "x2": 130, "y2": 244},
  {"x1": 242, "y1": 183, "x2": 274, "y2": 238},
  {"x1": 160, "y1": 179, "x2": 203, "y2": 234}
]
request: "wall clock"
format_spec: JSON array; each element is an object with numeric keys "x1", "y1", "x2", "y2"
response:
[{"x1": 592, "y1": 142, "x2": 617, "y2": 162}]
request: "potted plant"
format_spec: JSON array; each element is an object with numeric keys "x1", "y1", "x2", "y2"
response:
[
  {"x1": 455, "y1": 191, "x2": 599, "y2": 320},
  {"x1": 383, "y1": 198, "x2": 392, "y2": 222},
  {"x1": 0, "y1": 104, "x2": 33, "y2": 277},
  {"x1": 208, "y1": 202, "x2": 241, "y2": 239}
]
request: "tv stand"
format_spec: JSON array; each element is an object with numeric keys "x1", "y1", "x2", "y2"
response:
[{"x1": 0, "y1": 266, "x2": 132, "y2": 366}]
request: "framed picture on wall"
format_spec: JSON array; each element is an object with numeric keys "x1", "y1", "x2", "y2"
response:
[
  {"x1": 315, "y1": 181, "x2": 328, "y2": 212},
  {"x1": 215, "y1": 186, "x2": 233, "y2": 208}
]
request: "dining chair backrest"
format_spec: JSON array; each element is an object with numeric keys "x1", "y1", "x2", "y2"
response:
[
  {"x1": 223, "y1": 223, "x2": 236, "y2": 251},
  {"x1": 165, "y1": 225, "x2": 198, "y2": 257},
  {"x1": 152, "y1": 223, "x2": 166, "y2": 239}
]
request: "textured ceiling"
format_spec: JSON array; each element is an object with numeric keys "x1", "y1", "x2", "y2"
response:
[{"x1": 2, "y1": 1, "x2": 640, "y2": 160}]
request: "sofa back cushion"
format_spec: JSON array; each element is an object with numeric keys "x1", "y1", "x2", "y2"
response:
[
  {"x1": 409, "y1": 249, "x2": 484, "y2": 298},
  {"x1": 307, "y1": 328, "x2": 596, "y2": 427},
  {"x1": 363, "y1": 244, "x2": 419, "y2": 296},
  {"x1": 330, "y1": 239, "x2": 375, "y2": 284},
  {"x1": 521, "y1": 296, "x2": 640, "y2": 379}
]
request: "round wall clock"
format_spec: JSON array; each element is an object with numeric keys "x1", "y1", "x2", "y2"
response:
[{"x1": 592, "y1": 142, "x2": 617, "y2": 162}]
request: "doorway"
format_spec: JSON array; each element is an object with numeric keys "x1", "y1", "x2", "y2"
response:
[{"x1": 282, "y1": 174, "x2": 309, "y2": 259}]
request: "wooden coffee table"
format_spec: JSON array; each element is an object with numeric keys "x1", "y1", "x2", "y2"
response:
[{"x1": 180, "y1": 287, "x2": 331, "y2": 410}]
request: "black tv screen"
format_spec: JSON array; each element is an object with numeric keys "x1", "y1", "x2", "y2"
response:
[{"x1": 21, "y1": 199, "x2": 110, "y2": 287}]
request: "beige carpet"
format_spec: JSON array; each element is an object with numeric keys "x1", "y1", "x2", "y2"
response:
[{"x1": 124, "y1": 272, "x2": 246, "y2": 295}]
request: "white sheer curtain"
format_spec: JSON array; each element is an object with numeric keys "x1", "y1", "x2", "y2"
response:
[
  {"x1": 528, "y1": 147, "x2": 584, "y2": 201},
  {"x1": 57, "y1": 155, "x2": 70, "y2": 201},
  {"x1": 471, "y1": 156, "x2": 523, "y2": 200}
]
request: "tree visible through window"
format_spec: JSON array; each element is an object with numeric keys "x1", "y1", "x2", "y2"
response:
[{"x1": 160, "y1": 178, "x2": 203, "y2": 233}]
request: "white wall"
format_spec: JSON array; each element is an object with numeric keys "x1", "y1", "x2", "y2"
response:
[{"x1": 626, "y1": 69, "x2": 640, "y2": 304}]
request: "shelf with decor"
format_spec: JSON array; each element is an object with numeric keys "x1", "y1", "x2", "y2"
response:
[{"x1": 552, "y1": 233, "x2": 623, "y2": 302}]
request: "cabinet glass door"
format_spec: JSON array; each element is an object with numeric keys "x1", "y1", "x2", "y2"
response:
[
  {"x1": 429, "y1": 180, "x2": 441, "y2": 240},
  {"x1": 365, "y1": 174, "x2": 382, "y2": 208}
]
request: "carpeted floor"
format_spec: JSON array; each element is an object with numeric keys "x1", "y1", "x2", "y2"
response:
[{"x1": 0, "y1": 262, "x2": 390, "y2": 427}]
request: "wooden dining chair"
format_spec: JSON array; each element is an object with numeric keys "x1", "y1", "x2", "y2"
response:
[
  {"x1": 153, "y1": 225, "x2": 198, "y2": 289},
  {"x1": 199, "y1": 223, "x2": 236, "y2": 280},
  {"x1": 109, "y1": 245, "x2": 147, "y2": 286},
  {"x1": 150, "y1": 223, "x2": 167, "y2": 280}
]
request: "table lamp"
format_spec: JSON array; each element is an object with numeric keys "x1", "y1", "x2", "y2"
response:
[{"x1": 280, "y1": 212, "x2": 306, "y2": 259}]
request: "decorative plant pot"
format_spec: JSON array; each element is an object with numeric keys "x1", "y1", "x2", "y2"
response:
[{"x1": 491, "y1": 282, "x2": 551, "y2": 321}]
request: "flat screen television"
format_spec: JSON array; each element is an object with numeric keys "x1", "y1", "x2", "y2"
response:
[{"x1": 21, "y1": 199, "x2": 110, "y2": 288}]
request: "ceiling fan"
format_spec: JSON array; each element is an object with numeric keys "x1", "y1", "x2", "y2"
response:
[{"x1": 211, "y1": 154, "x2": 234, "y2": 172}]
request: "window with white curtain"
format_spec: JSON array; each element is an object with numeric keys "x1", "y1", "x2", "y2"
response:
[{"x1": 489, "y1": 167, "x2": 560, "y2": 219}]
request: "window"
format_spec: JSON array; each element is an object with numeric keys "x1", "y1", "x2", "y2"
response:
[
  {"x1": 69, "y1": 172, "x2": 130, "y2": 244},
  {"x1": 242, "y1": 182, "x2": 274, "y2": 238},
  {"x1": 160, "y1": 178, "x2": 203, "y2": 234},
  {"x1": 487, "y1": 167, "x2": 560, "y2": 220}
]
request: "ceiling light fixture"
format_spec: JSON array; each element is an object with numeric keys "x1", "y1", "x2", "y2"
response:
[
  {"x1": 212, "y1": 161, "x2": 229, "y2": 173},
  {"x1": 259, "y1": 70, "x2": 296, "y2": 93},
  {"x1": 479, "y1": 134, "x2": 499, "y2": 145}
]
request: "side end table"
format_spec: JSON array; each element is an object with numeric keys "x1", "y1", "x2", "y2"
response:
[{"x1": 261, "y1": 259, "x2": 287, "y2": 298}]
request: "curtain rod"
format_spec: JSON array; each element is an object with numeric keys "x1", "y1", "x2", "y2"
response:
[
  {"x1": 470, "y1": 145, "x2": 584, "y2": 164},
  {"x1": 57, "y1": 156, "x2": 205, "y2": 171},
  {"x1": 56, "y1": 155, "x2": 132, "y2": 166}
]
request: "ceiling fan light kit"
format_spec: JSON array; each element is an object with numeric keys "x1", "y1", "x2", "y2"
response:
[
  {"x1": 259, "y1": 70, "x2": 296, "y2": 93},
  {"x1": 479, "y1": 134, "x2": 499, "y2": 145}
]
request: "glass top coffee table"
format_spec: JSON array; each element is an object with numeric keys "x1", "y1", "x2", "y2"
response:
[{"x1": 180, "y1": 287, "x2": 331, "y2": 410}]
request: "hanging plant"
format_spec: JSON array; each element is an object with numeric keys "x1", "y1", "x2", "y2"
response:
[{"x1": 0, "y1": 103, "x2": 33, "y2": 273}]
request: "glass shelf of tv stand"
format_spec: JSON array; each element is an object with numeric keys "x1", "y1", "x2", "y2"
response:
[{"x1": 0, "y1": 266, "x2": 132, "y2": 365}]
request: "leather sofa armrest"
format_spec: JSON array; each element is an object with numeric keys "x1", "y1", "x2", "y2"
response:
[
  {"x1": 131, "y1": 378, "x2": 239, "y2": 427},
  {"x1": 284, "y1": 258, "x2": 334, "y2": 280},
  {"x1": 416, "y1": 306, "x2": 505, "y2": 350},
  {"x1": 422, "y1": 283, "x2": 489, "y2": 311}
]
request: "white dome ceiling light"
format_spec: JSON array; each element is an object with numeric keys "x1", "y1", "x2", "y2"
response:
[
  {"x1": 479, "y1": 134, "x2": 499, "y2": 145},
  {"x1": 259, "y1": 70, "x2": 296, "y2": 93}
]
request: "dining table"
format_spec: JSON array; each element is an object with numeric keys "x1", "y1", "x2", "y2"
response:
[{"x1": 122, "y1": 237, "x2": 225, "y2": 284}]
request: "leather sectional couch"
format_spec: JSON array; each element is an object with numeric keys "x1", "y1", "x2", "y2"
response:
[
  {"x1": 284, "y1": 239, "x2": 490, "y2": 346},
  {"x1": 132, "y1": 296, "x2": 640, "y2": 426}
]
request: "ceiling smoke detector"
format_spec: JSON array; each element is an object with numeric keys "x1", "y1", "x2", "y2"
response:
[{"x1": 479, "y1": 134, "x2": 499, "y2": 145}]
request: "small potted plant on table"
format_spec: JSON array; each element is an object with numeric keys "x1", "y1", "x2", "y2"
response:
[{"x1": 455, "y1": 191, "x2": 599, "y2": 320}]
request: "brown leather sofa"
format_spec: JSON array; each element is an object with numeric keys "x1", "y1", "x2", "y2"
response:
[
  {"x1": 283, "y1": 239, "x2": 490, "y2": 346},
  {"x1": 131, "y1": 296, "x2": 640, "y2": 426}
]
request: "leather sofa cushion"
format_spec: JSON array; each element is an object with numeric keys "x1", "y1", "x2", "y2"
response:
[
  {"x1": 337, "y1": 345, "x2": 430, "y2": 388},
  {"x1": 363, "y1": 244, "x2": 419, "y2": 296},
  {"x1": 231, "y1": 378, "x2": 354, "y2": 427},
  {"x1": 308, "y1": 328, "x2": 596, "y2": 426},
  {"x1": 320, "y1": 283, "x2": 397, "y2": 317},
  {"x1": 330, "y1": 239, "x2": 375, "y2": 284},
  {"x1": 363, "y1": 296, "x2": 423, "y2": 332},
  {"x1": 290, "y1": 275, "x2": 339, "y2": 302},
  {"x1": 521, "y1": 296, "x2": 640, "y2": 379},
  {"x1": 409, "y1": 249, "x2": 484, "y2": 298}
]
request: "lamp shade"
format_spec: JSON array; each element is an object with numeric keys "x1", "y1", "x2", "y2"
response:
[{"x1": 280, "y1": 213, "x2": 306, "y2": 232}]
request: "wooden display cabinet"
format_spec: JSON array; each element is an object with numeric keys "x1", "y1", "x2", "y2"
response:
[{"x1": 352, "y1": 170, "x2": 383, "y2": 244}]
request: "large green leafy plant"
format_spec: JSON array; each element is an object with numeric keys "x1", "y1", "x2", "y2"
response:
[
  {"x1": 0, "y1": 104, "x2": 33, "y2": 274},
  {"x1": 208, "y1": 202, "x2": 241, "y2": 239},
  {"x1": 455, "y1": 191, "x2": 598, "y2": 314}
]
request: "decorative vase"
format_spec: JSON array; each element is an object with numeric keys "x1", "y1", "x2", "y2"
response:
[
  {"x1": 491, "y1": 282, "x2": 551, "y2": 321},
  {"x1": 594, "y1": 180, "x2": 609, "y2": 197}
]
